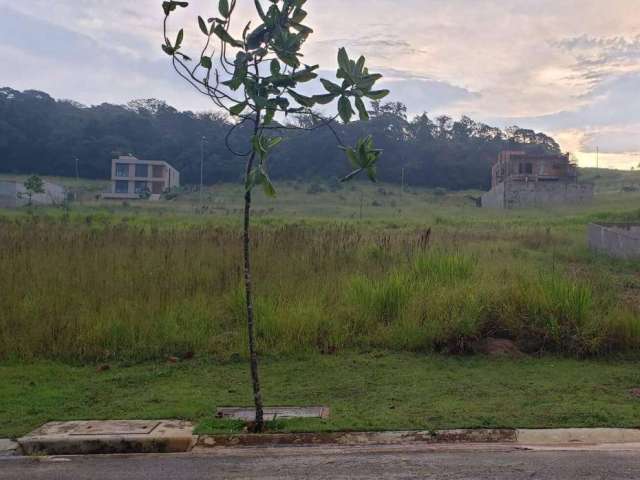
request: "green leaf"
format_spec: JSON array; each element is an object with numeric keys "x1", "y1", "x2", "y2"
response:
[
  {"x1": 355, "y1": 56, "x2": 366, "y2": 76},
  {"x1": 175, "y1": 29, "x2": 184, "y2": 49},
  {"x1": 292, "y1": 65, "x2": 319, "y2": 83},
  {"x1": 339, "y1": 136, "x2": 382, "y2": 182},
  {"x1": 254, "y1": 0, "x2": 268, "y2": 21},
  {"x1": 291, "y1": 8, "x2": 307, "y2": 23},
  {"x1": 366, "y1": 166, "x2": 377, "y2": 182},
  {"x1": 161, "y1": 44, "x2": 175, "y2": 56},
  {"x1": 312, "y1": 93, "x2": 338, "y2": 105},
  {"x1": 198, "y1": 16, "x2": 209, "y2": 36},
  {"x1": 337, "y1": 47, "x2": 350, "y2": 73},
  {"x1": 213, "y1": 25, "x2": 243, "y2": 48},
  {"x1": 266, "y1": 136, "x2": 283, "y2": 150},
  {"x1": 287, "y1": 89, "x2": 315, "y2": 108},
  {"x1": 219, "y1": 0, "x2": 230, "y2": 18},
  {"x1": 339, "y1": 146, "x2": 360, "y2": 168},
  {"x1": 259, "y1": 168, "x2": 277, "y2": 197},
  {"x1": 365, "y1": 89, "x2": 390, "y2": 100},
  {"x1": 246, "y1": 25, "x2": 269, "y2": 50},
  {"x1": 263, "y1": 106, "x2": 276, "y2": 126},
  {"x1": 251, "y1": 134, "x2": 283, "y2": 160},
  {"x1": 245, "y1": 166, "x2": 277, "y2": 197},
  {"x1": 338, "y1": 96, "x2": 354, "y2": 124},
  {"x1": 355, "y1": 97, "x2": 369, "y2": 121},
  {"x1": 229, "y1": 101, "x2": 248, "y2": 116},
  {"x1": 320, "y1": 78, "x2": 342, "y2": 95},
  {"x1": 162, "y1": 1, "x2": 189, "y2": 15},
  {"x1": 222, "y1": 52, "x2": 248, "y2": 90},
  {"x1": 339, "y1": 168, "x2": 363, "y2": 183},
  {"x1": 200, "y1": 56, "x2": 212, "y2": 69},
  {"x1": 270, "y1": 59, "x2": 281, "y2": 76}
]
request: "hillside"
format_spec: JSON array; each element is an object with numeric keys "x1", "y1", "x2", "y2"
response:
[{"x1": 1, "y1": 87, "x2": 561, "y2": 191}]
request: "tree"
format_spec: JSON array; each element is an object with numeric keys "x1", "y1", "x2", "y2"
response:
[
  {"x1": 161, "y1": 0, "x2": 388, "y2": 432},
  {"x1": 21, "y1": 175, "x2": 45, "y2": 206}
]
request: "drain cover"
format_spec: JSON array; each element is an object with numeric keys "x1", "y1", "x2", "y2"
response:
[
  {"x1": 19, "y1": 420, "x2": 196, "y2": 455},
  {"x1": 69, "y1": 421, "x2": 161, "y2": 436},
  {"x1": 216, "y1": 406, "x2": 330, "y2": 421}
]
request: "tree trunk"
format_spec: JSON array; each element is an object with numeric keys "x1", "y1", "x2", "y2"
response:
[{"x1": 243, "y1": 110, "x2": 265, "y2": 432}]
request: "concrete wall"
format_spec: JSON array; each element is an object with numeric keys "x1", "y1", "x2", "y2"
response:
[
  {"x1": 589, "y1": 223, "x2": 640, "y2": 259},
  {"x1": 482, "y1": 181, "x2": 594, "y2": 209},
  {"x1": 0, "y1": 181, "x2": 18, "y2": 208},
  {"x1": 481, "y1": 182, "x2": 505, "y2": 208},
  {"x1": 0, "y1": 181, "x2": 66, "y2": 208}
]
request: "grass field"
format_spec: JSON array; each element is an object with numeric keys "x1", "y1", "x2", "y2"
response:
[
  {"x1": 1, "y1": 171, "x2": 640, "y2": 437},
  {"x1": 2, "y1": 354, "x2": 640, "y2": 439}
]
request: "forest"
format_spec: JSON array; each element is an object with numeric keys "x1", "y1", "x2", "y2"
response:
[{"x1": 0, "y1": 87, "x2": 561, "y2": 190}]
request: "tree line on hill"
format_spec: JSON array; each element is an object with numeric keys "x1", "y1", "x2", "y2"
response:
[{"x1": 0, "y1": 87, "x2": 562, "y2": 190}]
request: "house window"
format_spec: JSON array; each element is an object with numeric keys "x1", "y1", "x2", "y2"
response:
[
  {"x1": 134, "y1": 181, "x2": 149, "y2": 194},
  {"x1": 152, "y1": 165, "x2": 165, "y2": 178},
  {"x1": 115, "y1": 180, "x2": 129, "y2": 193},
  {"x1": 135, "y1": 164, "x2": 149, "y2": 178},
  {"x1": 519, "y1": 163, "x2": 533, "y2": 174},
  {"x1": 115, "y1": 163, "x2": 129, "y2": 177},
  {"x1": 152, "y1": 182, "x2": 164, "y2": 194}
]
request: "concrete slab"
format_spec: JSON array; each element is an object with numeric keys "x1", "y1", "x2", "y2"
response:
[
  {"x1": 216, "y1": 406, "x2": 330, "y2": 422},
  {"x1": 18, "y1": 420, "x2": 196, "y2": 456},
  {"x1": 517, "y1": 428, "x2": 640, "y2": 445},
  {"x1": 0, "y1": 439, "x2": 19, "y2": 456}
]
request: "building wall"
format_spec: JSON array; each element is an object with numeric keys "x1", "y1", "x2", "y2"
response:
[
  {"x1": 0, "y1": 181, "x2": 66, "y2": 208},
  {"x1": 589, "y1": 223, "x2": 640, "y2": 259},
  {"x1": 482, "y1": 181, "x2": 594, "y2": 209},
  {"x1": 505, "y1": 182, "x2": 593, "y2": 209},
  {"x1": 481, "y1": 181, "x2": 505, "y2": 208},
  {"x1": 0, "y1": 181, "x2": 18, "y2": 208}
]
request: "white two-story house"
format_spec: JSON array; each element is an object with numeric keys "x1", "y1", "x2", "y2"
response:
[{"x1": 104, "y1": 155, "x2": 180, "y2": 200}]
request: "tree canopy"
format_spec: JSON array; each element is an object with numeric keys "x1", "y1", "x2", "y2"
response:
[{"x1": 0, "y1": 87, "x2": 561, "y2": 190}]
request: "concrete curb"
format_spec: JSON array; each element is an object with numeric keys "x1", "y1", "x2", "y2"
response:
[
  {"x1": 197, "y1": 428, "x2": 640, "y2": 449},
  {"x1": 0, "y1": 439, "x2": 19, "y2": 456},
  {"x1": 10, "y1": 427, "x2": 640, "y2": 456}
]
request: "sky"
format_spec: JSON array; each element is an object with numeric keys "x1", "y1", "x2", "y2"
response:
[{"x1": 0, "y1": 0, "x2": 638, "y2": 169}]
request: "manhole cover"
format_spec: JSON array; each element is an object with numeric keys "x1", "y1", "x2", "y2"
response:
[
  {"x1": 69, "y1": 421, "x2": 161, "y2": 436},
  {"x1": 216, "y1": 406, "x2": 330, "y2": 421}
]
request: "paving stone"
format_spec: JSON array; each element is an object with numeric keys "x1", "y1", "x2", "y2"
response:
[
  {"x1": 18, "y1": 420, "x2": 196, "y2": 456},
  {"x1": 216, "y1": 406, "x2": 330, "y2": 421}
]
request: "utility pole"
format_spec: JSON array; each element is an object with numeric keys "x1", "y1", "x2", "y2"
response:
[
  {"x1": 75, "y1": 157, "x2": 80, "y2": 182},
  {"x1": 200, "y1": 136, "x2": 206, "y2": 209},
  {"x1": 401, "y1": 167, "x2": 405, "y2": 195},
  {"x1": 596, "y1": 146, "x2": 599, "y2": 169}
]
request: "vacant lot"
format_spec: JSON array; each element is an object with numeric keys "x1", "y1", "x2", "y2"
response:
[
  {"x1": 1, "y1": 180, "x2": 640, "y2": 362},
  {"x1": 1, "y1": 178, "x2": 640, "y2": 437}
]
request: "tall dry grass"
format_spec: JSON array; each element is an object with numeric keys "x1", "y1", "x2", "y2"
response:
[{"x1": 1, "y1": 216, "x2": 639, "y2": 361}]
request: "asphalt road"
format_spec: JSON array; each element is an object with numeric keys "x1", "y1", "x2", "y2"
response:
[{"x1": 2, "y1": 444, "x2": 640, "y2": 479}]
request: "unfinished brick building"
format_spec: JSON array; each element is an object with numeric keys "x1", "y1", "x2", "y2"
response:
[{"x1": 481, "y1": 151, "x2": 594, "y2": 209}]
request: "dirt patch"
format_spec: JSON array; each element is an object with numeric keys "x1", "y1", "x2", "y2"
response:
[{"x1": 473, "y1": 338, "x2": 524, "y2": 358}]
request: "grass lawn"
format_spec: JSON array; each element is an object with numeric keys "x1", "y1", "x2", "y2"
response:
[{"x1": 2, "y1": 353, "x2": 640, "y2": 439}]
